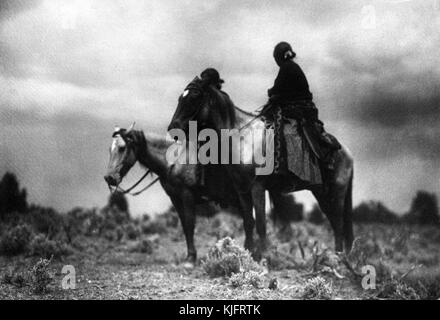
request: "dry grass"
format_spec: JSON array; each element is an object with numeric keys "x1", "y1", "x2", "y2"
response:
[
  {"x1": 0, "y1": 208, "x2": 439, "y2": 300},
  {"x1": 202, "y1": 237, "x2": 262, "y2": 278},
  {"x1": 301, "y1": 276, "x2": 334, "y2": 300}
]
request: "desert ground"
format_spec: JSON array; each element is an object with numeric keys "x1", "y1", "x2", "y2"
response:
[{"x1": 1, "y1": 201, "x2": 439, "y2": 300}]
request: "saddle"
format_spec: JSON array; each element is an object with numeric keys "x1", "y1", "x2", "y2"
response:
[{"x1": 262, "y1": 99, "x2": 341, "y2": 172}]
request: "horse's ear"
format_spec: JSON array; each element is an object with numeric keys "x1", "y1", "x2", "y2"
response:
[
  {"x1": 112, "y1": 126, "x2": 121, "y2": 137},
  {"x1": 127, "y1": 122, "x2": 136, "y2": 132}
]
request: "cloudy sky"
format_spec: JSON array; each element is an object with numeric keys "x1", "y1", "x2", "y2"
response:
[{"x1": 1, "y1": 0, "x2": 439, "y2": 216}]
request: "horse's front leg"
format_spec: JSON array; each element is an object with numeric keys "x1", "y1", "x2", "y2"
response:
[
  {"x1": 171, "y1": 190, "x2": 197, "y2": 264},
  {"x1": 238, "y1": 192, "x2": 255, "y2": 253},
  {"x1": 252, "y1": 181, "x2": 267, "y2": 260}
]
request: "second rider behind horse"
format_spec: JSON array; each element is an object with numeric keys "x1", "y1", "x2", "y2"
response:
[{"x1": 263, "y1": 41, "x2": 341, "y2": 175}]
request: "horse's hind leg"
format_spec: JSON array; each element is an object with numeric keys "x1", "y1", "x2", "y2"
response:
[
  {"x1": 312, "y1": 186, "x2": 344, "y2": 253},
  {"x1": 343, "y1": 172, "x2": 354, "y2": 252}
]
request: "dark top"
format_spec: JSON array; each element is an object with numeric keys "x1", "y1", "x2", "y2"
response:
[{"x1": 268, "y1": 60, "x2": 313, "y2": 101}]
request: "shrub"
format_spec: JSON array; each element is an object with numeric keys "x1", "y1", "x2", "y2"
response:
[
  {"x1": 371, "y1": 259, "x2": 394, "y2": 283},
  {"x1": 63, "y1": 208, "x2": 89, "y2": 240},
  {"x1": 229, "y1": 270, "x2": 263, "y2": 289},
  {"x1": 203, "y1": 237, "x2": 261, "y2": 278},
  {"x1": 65, "y1": 205, "x2": 133, "y2": 239},
  {"x1": 63, "y1": 211, "x2": 80, "y2": 243},
  {"x1": 390, "y1": 230, "x2": 409, "y2": 254},
  {"x1": 377, "y1": 280, "x2": 420, "y2": 300},
  {"x1": 63, "y1": 207, "x2": 103, "y2": 236},
  {"x1": 101, "y1": 206, "x2": 129, "y2": 227},
  {"x1": 28, "y1": 206, "x2": 63, "y2": 238},
  {"x1": 302, "y1": 276, "x2": 333, "y2": 300},
  {"x1": 30, "y1": 258, "x2": 54, "y2": 294},
  {"x1": 125, "y1": 223, "x2": 141, "y2": 240},
  {"x1": 29, "y1": 234, "x2": 72, "y2": 259},
  {"x1": 311, "y1": 248, "x2": 341, "y2": 274},
  {"x1": 403, "y1": 268, "x2": 440, "y2": 300},
  {"x1": 103, "y1": 230, "x2": 116, "y2": 241},
  {"x1": 0, "y1": 172, "x2": 27, "y2": 218},
  {"x1": 404, "y1": 191, "x2": 439, "y2": 225},
  {"x1": 115, "y1": 227, "x2": 124, "y2": 242},
  {"x1": 128, "y1": 239, "x2": 154, "y2": 254},
  {"x1": 141, "y1": 219, "x2": 167, "y2": 235},
  {"x1": 162, "y1": 208, "x2": 180, "y2": 228},
  {"x1": 347, "y1": 237, "x2": 382, "y2": 268},
  {"x1": 2, "y1": 269, "x2": 27, "y2": 288},
  {"x1": 207, "y1": 216, "x2": 235, "y2": 239},
  {"x1": 353, "y1": 201, "x2": 400, "y2": 224},
  {"x1": 262, "y1": 248, "x2": 297, "y2": 271},
  {"x1": 270, "y1": 193, "x2": 303, "y2": 224},
  {"x1": 81, "y1": 208, "x2": 102, "y2": 236},
  {"x1": 108, "y1": 191, "x2": 129, "y2": 213},
  {"x1": 0, "y1": 224, "x2": 32, "y2": 256}
]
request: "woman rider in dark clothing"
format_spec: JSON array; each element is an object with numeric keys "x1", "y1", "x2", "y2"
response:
[
  {"x1": 268, "y1": 42, "x2": 313, "y2": 102},
  {"x1": 265, "y1": 41, "x2": 340, "y2": 168}
]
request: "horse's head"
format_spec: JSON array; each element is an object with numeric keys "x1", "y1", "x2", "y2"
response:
[
  {"x1": 168, "y1": 76, "x2": 236, "y2": 134},
  {"x1": 104, "y1": 122, "x2": 138, "y2": 187}
]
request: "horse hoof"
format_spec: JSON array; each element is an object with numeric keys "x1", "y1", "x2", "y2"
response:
[{"x1": 252, "y1": 250, "x2": 262, "y2": 262}]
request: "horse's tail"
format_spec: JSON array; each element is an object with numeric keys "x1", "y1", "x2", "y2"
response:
[
  {"x1": 269, "y1": 191, "x2": 303, "y2": 227},
  {"x1": 343, "y1": 168, "x2": 354, "y2": 252}
]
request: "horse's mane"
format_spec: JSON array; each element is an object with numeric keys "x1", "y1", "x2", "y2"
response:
[
  {"x1": 143, "y1": 131, "x2": 172, "y2": 149},
  {"x1": 205, "y1": 85, "x2": 237, "y2": 128},
  {"x1": 126, "y1": 130, "x2": 172, "y2": 153},
  {"x1": 208, "y1": 86, "x2": 260, "y2": 126},
  {"x1": 186, "y1": 77, "x2": 258, "y2": 129}
]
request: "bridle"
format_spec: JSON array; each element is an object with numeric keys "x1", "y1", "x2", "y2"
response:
[
  {"x1": 113, "y1": 170, "x2": 160, "y2": 196},
  {"x1": 108, "y1": 129, "x2": 160, "y2": 197}
]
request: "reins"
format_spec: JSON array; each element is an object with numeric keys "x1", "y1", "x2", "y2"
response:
[
  {"x1": 110, "y1": 128, "x2": 161, "y2": 197},
  {"x1": 235, "y1": 102, "x2": 273, "y2": 131},
  {"x1": 114, "y1": 169, "x2": 160, "y2": 196}
]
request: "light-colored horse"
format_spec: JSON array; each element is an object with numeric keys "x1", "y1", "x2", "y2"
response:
[{"x1": 104, "y1": 124, "x2": 266, "y2": 263}]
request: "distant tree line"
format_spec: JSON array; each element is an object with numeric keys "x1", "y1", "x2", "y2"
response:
[
  {"x1": 265, "y1": 185, "x2": 439, "y2": 226},
  {"x1": 308, "y1": 191, "x2": 439, "y2": 225},
  {"x1": 0, "y1": 171, "x2": 439, "y2": 226}
]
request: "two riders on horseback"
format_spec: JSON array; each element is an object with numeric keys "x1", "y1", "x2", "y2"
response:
[
  {"x1": 105, "y1": 41, "x2": 354, "y2": 257},
  {"x1": 183, "y1": 41, "x2": 341, "y2": 190}
]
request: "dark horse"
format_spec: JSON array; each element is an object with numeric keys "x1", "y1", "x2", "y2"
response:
[
  {"x1": 104, "y1": 123, "x2": 267, "y2": 264},
  {"x1": 169, "y1": 77, "x2": 354, "y2": 253}
]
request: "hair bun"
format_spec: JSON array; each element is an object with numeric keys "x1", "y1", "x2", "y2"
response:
[{"x1": 284, "y1": 50, "x2": 296, "y2": 59}]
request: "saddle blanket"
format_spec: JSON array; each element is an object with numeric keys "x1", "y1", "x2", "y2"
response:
[{"x1": 265, "y1": 106, "x2": 322, "y2": 185}]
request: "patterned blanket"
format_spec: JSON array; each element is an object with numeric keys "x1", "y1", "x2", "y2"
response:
[{"x1": 265, "y1": 105, "x2": 322, "y2": 185}]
